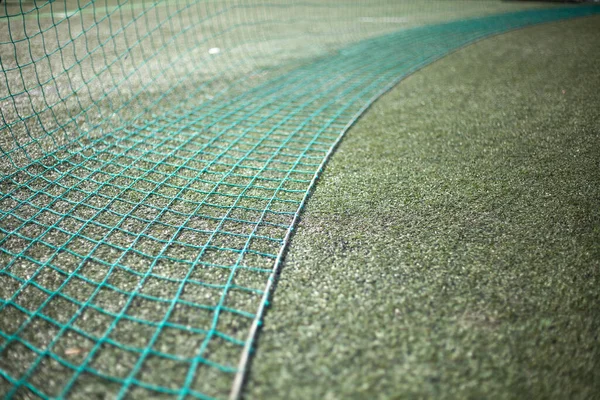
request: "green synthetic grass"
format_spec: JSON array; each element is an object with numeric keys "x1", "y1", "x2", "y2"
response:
[
  {"x1": 2, "y1": 3, "x2": 599, "y2": 399},
  {"x1": 245, "y1": 16, "x2": 600, "y2": 399}
]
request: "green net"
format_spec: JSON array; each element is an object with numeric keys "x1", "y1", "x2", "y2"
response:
[{"x1": 1, "y1": 1, "x2": 598, "y2": 398}]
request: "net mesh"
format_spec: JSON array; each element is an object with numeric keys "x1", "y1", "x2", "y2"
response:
[{"x1": 1, "y1": 1, "x2": 598, "y2": 399}]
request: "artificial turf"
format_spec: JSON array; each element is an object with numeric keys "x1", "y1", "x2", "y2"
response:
[
  {"x1": 244, "y1": 15, "x2": 600, "y2": 399},
  {"x1": 1, "y1": 2, "x2": 599, "y2": 399}
]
